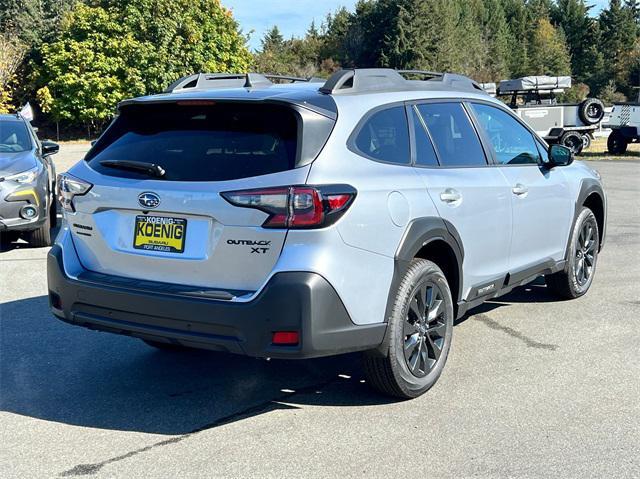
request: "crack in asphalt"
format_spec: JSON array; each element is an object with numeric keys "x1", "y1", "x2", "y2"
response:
[
  {"x1": 474, "y1": 314, "x2": 559, "y2": 351},
  {"x1": 59, "y1": 376, "x2": 340, "y2": 477}
]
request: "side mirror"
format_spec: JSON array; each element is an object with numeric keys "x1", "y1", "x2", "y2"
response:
[
  {"x1": 41, "y1": 140, "x2": 59, "y2": 156},
  {"x1": 548, "y1": 144, "x2": 573, "y2": 167}
]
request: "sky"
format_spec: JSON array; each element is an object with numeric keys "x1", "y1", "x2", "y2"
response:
[
  {"x1": 222, "y1": 0, "x2": 356, "y2": 50},
  {"x1": 222, "y1": 0, "x2": 612, "y2": 51}
]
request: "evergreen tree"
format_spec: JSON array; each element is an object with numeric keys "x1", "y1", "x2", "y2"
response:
[
  {"x1": 527, "y1": 17, "x2": 572, "y2": 75},
  {"x1": 502, "y1": 0, "x2": 530, "y2": 77},
  {"x1": 552, "y1": 0, "x2": 605, "y2": 88},
  {"x1": 600, "y1": 0, "x2": 638, "y2": 94},
  {"x1": 456, "y1": 0, "x2": 488, "y2": 78},
  {"x1": 625, "y1": 0, "x2": 640, "y2": 26},
  {"x1": 481, "y1": 0, "x2": 513, "y2": 80},
  {"x1": 321, "y1": 7, "x2": 353, "y2": 66},
  {"x1": 261, "y1": 26, "x2": 285, "y2": 53}
]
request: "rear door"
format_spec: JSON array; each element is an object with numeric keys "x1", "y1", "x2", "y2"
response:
[
  {"x1": 410, "y1": 101, "x2": 513, "y2": 298},
  {"x1": 468, "y1": 102, "x2": 573, "y2": 270},
  {"x1": 68, "y1": 101, "x2": 329, "y2": 292}
]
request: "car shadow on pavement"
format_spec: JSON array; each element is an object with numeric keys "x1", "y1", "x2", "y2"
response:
[{"x1": 0, "y1": 295, "x2": 397, "y2": 436}]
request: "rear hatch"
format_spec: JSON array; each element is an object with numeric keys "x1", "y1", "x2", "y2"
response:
[{"x1": 66, "y1": 100, "x2": 335, "y2": 294}]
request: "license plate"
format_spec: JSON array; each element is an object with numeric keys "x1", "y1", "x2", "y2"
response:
[{"x1": 133, "y1": 215, "x2": 187, "y2": 253}]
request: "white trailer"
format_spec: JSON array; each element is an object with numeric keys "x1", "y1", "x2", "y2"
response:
[{"x1": 498, "y1": 76, "x2": 605, "y2": 155}]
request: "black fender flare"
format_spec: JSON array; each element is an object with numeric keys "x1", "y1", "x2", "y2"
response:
[
  {"x1": 568, "y1": 179, "x2": 606, "y2": 260},
  {"x1": 372, "y1": 217, "x2": 464, "y2": 357},
  {"x1": 386, "y1": 217, "x2": 464, "y2": 320}
]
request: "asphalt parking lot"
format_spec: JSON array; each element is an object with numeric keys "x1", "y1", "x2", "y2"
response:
[{"x1": 1, "y1": 148, "x2": 639, "y2": 478}]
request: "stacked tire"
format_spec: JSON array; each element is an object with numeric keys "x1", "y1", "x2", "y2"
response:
[
  {"x1": 558, "y1": 98, "x2": 604, "y2": 156},
  {"x1": 578, "y1": 98, "x2": 605, "y2": 125}
]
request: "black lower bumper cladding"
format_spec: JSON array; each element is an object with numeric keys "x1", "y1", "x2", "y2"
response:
[{"x1": 47, "y1": 245, "x2": 386, "y2": 359}]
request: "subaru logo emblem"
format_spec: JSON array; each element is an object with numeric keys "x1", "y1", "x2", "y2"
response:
[{"x1": 138, "y1": 192, "x2": 160, "y2": 209}]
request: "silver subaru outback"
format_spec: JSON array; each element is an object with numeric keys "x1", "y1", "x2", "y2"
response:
[{"x1": 48, "y1": 70, "x2": 606, "y2": 398}]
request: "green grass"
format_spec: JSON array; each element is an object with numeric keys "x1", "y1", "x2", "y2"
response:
[{"x1": 581, "y1": 137, "x2": 640, "y2": 161}]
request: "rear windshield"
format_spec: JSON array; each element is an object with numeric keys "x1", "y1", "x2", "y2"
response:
[
  {"x1": 0, "y1": 120, "x2": 31, "y2": 153},
  {"x1": 86, "y1": 103, "x2": 299, "y2": 181}
]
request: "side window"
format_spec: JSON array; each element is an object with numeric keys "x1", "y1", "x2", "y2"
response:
[
  {"x1": 411, "y1": 107, "x2": 439, "y2": 167},
  {"x1": 415, "y1": 102, "x2": 487, "y2": 167},
  {"x1": 470, "y1": 103, "x2": 541, "y2": 165},
  {"x1": 354, "y1": 105, "x2": 410, "y2": 164}
]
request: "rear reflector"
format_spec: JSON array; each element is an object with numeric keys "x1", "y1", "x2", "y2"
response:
[
  {"x1": 222, "y1": 185, "x2": 356, "y2": 229},
  {"x1": 272, "y1": 331, "x2": 299, "y2": 345}
]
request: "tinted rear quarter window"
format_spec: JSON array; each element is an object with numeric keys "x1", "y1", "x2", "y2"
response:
[
  {"x1": 353, "y1": 105, "x2": 410, "y2": 164},
  {"x1": 86, "y1": 103, "x2": 299, "y2": 182},
  {"x1": 415, "y1": 103, "x2": 486, "y2": 167}
]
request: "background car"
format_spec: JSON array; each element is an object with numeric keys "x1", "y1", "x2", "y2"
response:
[{"x1": 0, "y1": 113, "x2": 59, "y2": 248}]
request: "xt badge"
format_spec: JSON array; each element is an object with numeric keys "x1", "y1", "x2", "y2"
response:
[{"x1": 227, "y1": 239, "x2": 272, "y2": 254}]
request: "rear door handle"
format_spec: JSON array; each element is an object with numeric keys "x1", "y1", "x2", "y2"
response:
[
  {"x1": 440, "y1": 188, "x2": 462, "y2": 203},
  {"x1": 512, "y1": 184, "x2": 528, "y2": 196}
]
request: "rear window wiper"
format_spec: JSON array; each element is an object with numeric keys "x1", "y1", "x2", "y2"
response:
[{"x1": 99, "y1": 160, "x2": 166, "y2": 179}]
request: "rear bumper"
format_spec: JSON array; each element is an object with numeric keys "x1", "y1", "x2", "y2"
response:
[{"x1": 47, "y1": 244, "x2": 386, "y2": 359}]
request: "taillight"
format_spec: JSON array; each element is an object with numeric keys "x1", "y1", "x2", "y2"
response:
[
  {"x1": 57, "y1": 173, "x2": 93, "y2": 212},
  {"x1": 221, "y1": 185, "x2": 356, "y2": 229}
]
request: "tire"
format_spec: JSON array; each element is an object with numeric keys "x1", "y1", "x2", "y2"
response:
[
  {"x1": 0, "y1": 231, "x2": 20, "y2": 248},
  {"x1": 26, "y1": 205, "x2": 52, "y2": 247},
  {"x1": 607, "y1": 130, "x2": 628, "y2": 154},
  {"x1": 579, "y1": 98, "x2": 605, "y2": 125},
  {"x1": 546, "y1": 207, "x2": 599, "y2": 299},
  {"x1": 581, "y1": 133, "x2": 591, "y2": 150},
  {"x1": 363, "y1": 259, "x2": 454, "y2": 399},
  {"x1": 560, "y1": 131, "x2": 584, "y2": 155},
  {"x1": 142, "y1": 339, "x2": 191, "y2": 351}
]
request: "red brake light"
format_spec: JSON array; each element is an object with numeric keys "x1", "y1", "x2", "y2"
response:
[
  {"x1": 222, "y1": 185, "x2": 356, "y2": 229},
  {"x1": 176, "y1": 100, "x2": 216, "y2": 106}
]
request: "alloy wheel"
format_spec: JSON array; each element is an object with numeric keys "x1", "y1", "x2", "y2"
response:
[
  {"x1": 403, "y1": 281, "x2": 447, "y2": 378},
  {"x1": 575, "y1": 220, "x2": 597, "y2": 286}
]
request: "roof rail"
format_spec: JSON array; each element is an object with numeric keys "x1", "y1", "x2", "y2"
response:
[
  {"x1": 165, "y1": 73, "x2": 273, "y2": 92},
  {"x1": 165, "y1": 72, "x2": 323, "y2": 93},
  {"x1": 397, "y1": 70, "x2": 443, "y2": 80},
  {"x1": 319, "y1": 68, "x2": 485, "y2": 95},
  {"x1": 263, "y1": 74, "x2": 323, "y2": 83}
]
